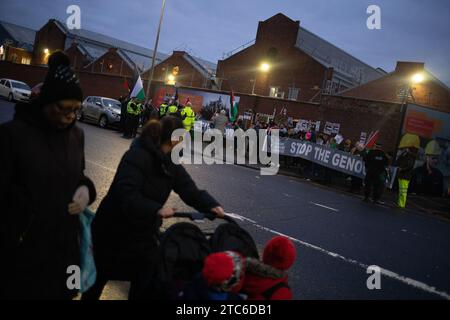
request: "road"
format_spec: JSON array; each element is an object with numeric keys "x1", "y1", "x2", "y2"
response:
[{"x1": 1, "y1": 99, "x2": 450, "y2": 300}]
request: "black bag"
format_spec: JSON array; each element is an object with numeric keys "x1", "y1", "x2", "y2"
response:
[
  {"x1": 149, "y1": 222, "x2": 211, "y2": 299},
  {"x1": 210, "y1": 223, "x2": 259, "y2": 259}
]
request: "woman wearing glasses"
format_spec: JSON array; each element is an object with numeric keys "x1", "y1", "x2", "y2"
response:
[{"x1": 0, "y1": 51, "x2": 96, "y2": 299}]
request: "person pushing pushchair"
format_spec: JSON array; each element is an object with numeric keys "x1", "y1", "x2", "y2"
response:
[{"x1": 82, "y1": 116, "x2": 224, "y2": 300}]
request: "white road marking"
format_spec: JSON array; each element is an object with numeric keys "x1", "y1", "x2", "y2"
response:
[
  {"x1": 86, "y1": 159, "x2": 117, "y2": 174},
  {"x1": 310, "y1": 202, "x2": 339, "y2": 212},
  {"x1": 225, "y1": 212, "x2": 450, "y2": 300},
  {"x1": 84, "y1": 151, "x2": 449, "y2": 299}
]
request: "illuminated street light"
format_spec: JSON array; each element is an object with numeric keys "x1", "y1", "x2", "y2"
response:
[
  {"x1": 167, "y1": 74, "x2": 176, "y2": 85},
  {"x1": 260, "y1": 62, "x2": 270, "y2": 72},
  {"x1": 412, "y1": 73, "x2": 424, "y2": 84},
  {"x1": 44, "y1": 48, "x2": 49, "y2": 54}
]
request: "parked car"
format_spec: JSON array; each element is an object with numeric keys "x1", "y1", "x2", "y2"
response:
[
  {"x1": 0, "y1": 78, "x2": 31, "y2": 102},
  {"x1": 77, "y1": 96, "x2": 122, "y2": 128}
]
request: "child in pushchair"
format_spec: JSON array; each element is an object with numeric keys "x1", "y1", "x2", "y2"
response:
[{"x1": 142, "y1": 212, "x2": 296, "y2": 300}]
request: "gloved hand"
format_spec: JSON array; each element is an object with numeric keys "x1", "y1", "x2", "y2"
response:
[
  {"x1": 210, "y1": 206, "x2": 225, "y2": 218},
  {"x1": 68, "y1": 185, "x2": 90, "y2": 215}
]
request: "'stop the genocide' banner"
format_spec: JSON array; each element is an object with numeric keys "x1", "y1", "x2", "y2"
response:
[{"x1": 272, "y1": 138, "x2": 367, "y2": 178}]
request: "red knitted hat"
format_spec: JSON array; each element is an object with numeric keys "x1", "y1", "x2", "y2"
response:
[
  {"x1": 202, "y1": 251, "x2": 245, "y2": 292},
  {"x1": 263, "y1": 236, "x2": 296, "y2": 271}
]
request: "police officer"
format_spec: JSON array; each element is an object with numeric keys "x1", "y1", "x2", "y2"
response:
[
  {"x1": 181, "y1": 102, "x2": 196, "y2": 132},
  {"x1": 133, "y1": 100, "x2": 143, "y2": 138},
  {"x1": 119, "y1": 96, "x2": 130, "y2": 133},
  {"x1": 363, "y1": 142, "x2": 389, "y2": 204},
  {"x1": 167, "y1": 100, "x2": 181, "y2": 118},
  {"x1": 124, "y1": 98, "x2": 141, "y2": 139},
  {"x1": 159, "y1": 98, "x2": 169, "y2": 119}
]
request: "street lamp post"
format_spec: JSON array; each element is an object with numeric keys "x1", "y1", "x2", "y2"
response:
[{"x1": 145, "y1": 0, "x2": 167, "y2": 100}]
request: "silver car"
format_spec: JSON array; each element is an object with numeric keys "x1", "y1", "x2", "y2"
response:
[
  {"x1": 0, "y1": 78, "x2": 31, "y2": 102},
  {"x1": 77, "y1": 96, "x2": 122, "y2": 128}
]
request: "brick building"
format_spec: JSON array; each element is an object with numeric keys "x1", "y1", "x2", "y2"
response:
[
  {"x1": 0, "y1": 18, "x2": 218, "y2": 86},
  {"x1": 0, "y1": 21, "x2": 34, "y2": 64},
  {"x1": 31, "y1": 19, "x2": 169, "y2": 72},
  {"x1": 142, "y1": 50, "x2": 216, "y2": 89},
  {"x1": 340, "y1": 61, "x2": 450, "y2": 113},
  {"x1": 85, "y1": 47, "x2": 136, "y2": 77},
  {"x1": 217, "y1": 13, "x2": 384, "y2": 102}
]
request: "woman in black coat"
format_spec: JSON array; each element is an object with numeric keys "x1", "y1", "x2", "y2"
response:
[
  {"x1": 84, "y1": 116, "x2": 224, "y2": 300},
  {"x1": 0, "y1": 52, "x2": 96, "y2": 300}
]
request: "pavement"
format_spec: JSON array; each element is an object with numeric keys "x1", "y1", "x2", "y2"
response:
[{"x1": 1, "y1": 99, "x2": 450, "y2": 300}]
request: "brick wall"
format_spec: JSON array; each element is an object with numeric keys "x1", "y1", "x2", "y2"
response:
[
  {"x1": 4, "y1": 46, "x2": 32, "y2": 64},
  {"x1": 152, "y1": 83, "x2": 404, "y2": 152},
  {"x1": 341, "y1": 62, "x2": 450, "y2": 113},
  {"x1": 65, "y1": 45, "x2": 91, "y2": 70},
  {"x1": 142, "y1": 51, "x2": 209, "y2": 88},
  {"x1": 32, "y1": 20, "x2": 67, "y2": 65},
  {"x1": 0, "y1": 61, "x2": 404, "y2": 152},
  {"x1": 87, "y1": 48, "x2": 134, "y2": 77},
  {"x1": 320, "y1": 95, "x2": 404, "y2": 152},
  {"x1": 0, "y1": 60, "x2": 130, "y2": 99},
  {"x1": 216, "y1": 13, "x2": 327, "y2": 102}
]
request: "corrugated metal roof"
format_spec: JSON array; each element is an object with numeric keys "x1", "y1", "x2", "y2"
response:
[
  {"x1": 59, "y1": 22, "x2": 172, "y2": 73},
  {"x1": 117, "y1": 49, "x2": 137, "y2": 71},
  {"x1": 183, "y1": 53, "x2": 215, "y2": 78},
  {"x1": 66, "y1": 27, "x2": 168, "y2": 61},
  {"x1": 191, "y1": 56, "x2": 217, "y2": 76},
  {"x1": 296, "y1": 27, "x2": 384, "y2": 85},
  {"x1": 65, "y1": 39, "x2": 108, "y2": 60},
  {"x1": 0, "y1": 20, "x2": 36, "y2": 51}
]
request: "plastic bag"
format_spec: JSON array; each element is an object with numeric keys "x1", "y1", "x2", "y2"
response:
[{"x1": 79, "y1": 208, "x2": 97, "y2": 293}]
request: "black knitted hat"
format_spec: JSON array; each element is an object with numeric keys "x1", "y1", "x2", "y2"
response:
[{"x1": 39, "y1": 51, "x2": 83, "y2": 106}]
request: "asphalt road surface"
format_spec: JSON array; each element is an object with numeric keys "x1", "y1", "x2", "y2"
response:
[{"x1": 1, "y1": 99, "x2": 450, "y2": 300}]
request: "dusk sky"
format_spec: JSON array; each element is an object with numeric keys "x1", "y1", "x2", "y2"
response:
[{"x1": 1, "y1": 0, "x2": 449, "y2": 85}]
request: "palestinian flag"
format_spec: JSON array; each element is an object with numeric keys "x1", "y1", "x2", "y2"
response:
[
  {"x1": 130, "y1": 75, "x2": 145, "y2": 101},
  {"x1": 365, "y1": 130, "x2": 380, "y2": 149},
  {"x1": 229, "y1": 90, "x2": 238, "y2": 122},
  {"x1": 123, "y1": 78, "x2": 130, "y2": 91}
]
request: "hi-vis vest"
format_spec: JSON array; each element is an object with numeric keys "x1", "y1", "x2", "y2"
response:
[
  {"x1": 181, "y1": 106, "x2": 195, "y2": 131},
  {"x1": 167, "y1": 105, "x2": 178, "y2": 114},
  {"x1": 127, "y1": 101, "x2": 142, "y2": 116},
  {"x1": 159, "y1": 103, "x2": 168, "y2": 117}
]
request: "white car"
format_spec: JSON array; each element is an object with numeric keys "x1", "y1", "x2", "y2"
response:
[{"x1": 0, "y1": 78, "x2": 31, "y2": 102}]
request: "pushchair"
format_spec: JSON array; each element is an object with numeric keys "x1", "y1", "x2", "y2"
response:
[{"x1": 143, "y1": 212, "x2": 259, "y2": 300}]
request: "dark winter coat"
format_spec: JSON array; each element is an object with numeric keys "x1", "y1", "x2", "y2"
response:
[
  {"x1": 92, "y1": 136, "x2": 220, "y2": 279},
  {"x1": 243, "y1": 258, "x2": 292, "y2": 300},
  {"x1": 0, "y1": 102, "x2": 96, "y2": 300},
  {"x1": 396, "y1": 150, "x2": 416, "y2": 180},
  {"x1": 363, "y1": 149, "x2": 389, "y2": 177},
  {"x1": 410, "y1": 164, "x2": 444, "y2": 197}
]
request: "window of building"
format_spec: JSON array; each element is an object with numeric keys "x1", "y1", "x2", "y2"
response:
[
  {"x1": 270, "y1": 87, "x2": 284, "y2": 99},
  {"x1": 288, "y1": 87, "x2": 299, "y2": 100},
  {"x1": 21, "y1": 57, "x2": 31, "y2": 65}
]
